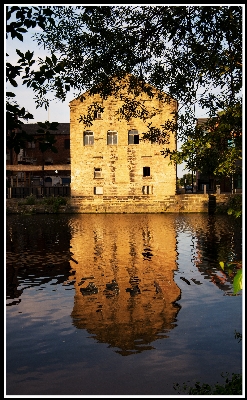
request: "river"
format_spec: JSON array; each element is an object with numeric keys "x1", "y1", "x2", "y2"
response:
[{"x1": 5, "y1": 213, "x2": 242, "y2": 396}]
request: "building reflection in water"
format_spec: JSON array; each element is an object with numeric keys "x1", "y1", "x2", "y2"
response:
[
  {"x1": 6, "y1": 213, "x2": 241, "y2": 358},
  {"x1": 70, "y1": 214, "x2": 181, "y2": 356}
]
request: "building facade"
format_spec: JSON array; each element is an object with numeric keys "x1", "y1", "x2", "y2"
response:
[
  {"x1": 6, "y1": 123, "x2": 71, "y2": 188},
  {"x1": 69, "y1": 75, "x2": 178, "y2": 206}
]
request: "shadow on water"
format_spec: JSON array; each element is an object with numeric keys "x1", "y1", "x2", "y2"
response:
[
  {"x1": 174, "y1": 214, "x2": 242, "y2": 294},
  {"x1": 5, "y1": 213, "x2": 242, "y2": 395}
]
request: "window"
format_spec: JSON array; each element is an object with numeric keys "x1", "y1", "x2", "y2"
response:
[
  {"x1": 142, "y1": 186, "x2": 152, "y2": 195},
  {"x1": 94, "y1": 186, "x2": 103, "y2": 194},
  {"x1": 107, "y1": 130, "x2": 118, "y2": 145},
  {"x1": 45, "y1": 158, "x2": 53, "y2": 165},
  {"x1": 94, "y1": 111, "x2": 103, "y2": 119},
  {"x1": 128, "y1": 129, "x2": 139, "y2": 144},
  {"x1": 28, "y1": 141, "x2": 35, "y2": 148},
  {"x1": 84, "y1": 131, "x2": 94, "y2": 145},
  {"x1": 143, "y1": 167, "x2": 150, "y2": 177},
  {"x1": 44, "y1": 177, "x2": 52, "y2": 183},
  {"x1": 94, "y1": 168, "x2": 102, "y2": 178},
  {"x1": 64, "y1": 139, "x2": 70, "y2": 149},
  {"x1": 62, "y1": 177, "x2": 71, "y2": 186}
]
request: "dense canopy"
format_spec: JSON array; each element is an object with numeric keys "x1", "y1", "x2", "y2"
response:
[{"x1": 6, "y1": 5, "x2": 242, "y2": 177}]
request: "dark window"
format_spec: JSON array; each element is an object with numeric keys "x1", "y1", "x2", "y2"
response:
[
  {"x1": 28, "y1": 141, "x2": 35, "y2": 148},
  {"x1": 62, "y1": 177, "x2": 71, "y2": 186},
  {"x1": 64, "y1": 139, "x2": 70, "y2": 149},
  {"x1": 84, "y1": 131, "x2": 94, "y2": 145},
  {"x1": 44, "y1": 177, "x2": 52, "y2": 183},
  {"x1": 143, "y1": 167, "x2": 150, "y2": 177},
  {"x1": 128, "y1": 130, "x2": 139, "y2": 144},
  {"x1": 142, "y1": 185, "x2": 152, "y2": 194},
  {"x1": 94, "y1": 168, "x2": 102, "y2": 178},
  {"x1": 44, "y1": 158, "x2": 53, "y2": 165}
]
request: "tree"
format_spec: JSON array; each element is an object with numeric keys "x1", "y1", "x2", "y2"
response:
[
  {"x1": 178, "y1": 173, "x2": 195, "y2": 188},
  {"x1": 6, "y1": 6, "x2": 57, "y2": 157},
  {"x1": 6, "y1": 6, "x2": 243, "y2": 175}
]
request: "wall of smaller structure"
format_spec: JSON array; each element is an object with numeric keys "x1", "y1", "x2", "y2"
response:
[
  {"x1": 6, "y1": 194, "x2": 235, "y2": 214},
  {"x1": 67, "y1": 194, "x2": 228, "y2": 213},
  {"x1": 6, "y1": 123, "x2": 71, "y2": 188},
  {"x1": 6, "y1": 123, "x2": 70, "y2": 166}
]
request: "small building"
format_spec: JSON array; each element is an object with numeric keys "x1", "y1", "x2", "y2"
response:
[
  {"x1": 6, "y1": 123, "x2": 71, "y2": 188},
  {"x1": 69, "y1": 74, "x2": 178, "y2": 208}
]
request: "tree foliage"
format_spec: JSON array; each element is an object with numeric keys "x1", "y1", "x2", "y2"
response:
[
  {"x1": 6, "y1": 5, "x2": 242, "y2": 177},
  {"x1": 178, "y1": 173, "x2": 195, "y2": 187}
]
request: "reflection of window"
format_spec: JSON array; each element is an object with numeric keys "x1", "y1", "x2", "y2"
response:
[
  {"x1": 107, "y1": 130, "x2": 118, "y2": 145},
  {"x1": 142, "y1": 185, "x2": 152, "y2": 194},
  {"x1": 143, "y1": 167, "x2": 150, "y2": 177},
  {"x1": 64, "y1": 139, "x2": 70, "y2": 149},
  {"x1": 94, "y1": 186, "x2": 103, "y2": 194},
  {"x1": 128, "y1": 129, "x2": 139, "y2": 144},
  {"x1": 84, "y1": 131, "x2": 94, "y2": 145},
  {"x1": 94, "y1": 168, "x2": 102, "y2": 178}
]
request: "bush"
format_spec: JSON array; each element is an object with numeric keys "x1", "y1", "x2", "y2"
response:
[
  {"x1": 216, "y1": 194, "x2": 242, "y2": 218},
  {"x1": 43, "y1": 196, "x2": 68, "y2": 212},
  {"x1": 23, "y1": 194, "x2": 36, "y2": 205},
  {"x1": 173, "y1": 373, "x2": 242, "y2": 395},
  {"x1": 226, "y1": 194, "x2": 242, "y2": 218}
]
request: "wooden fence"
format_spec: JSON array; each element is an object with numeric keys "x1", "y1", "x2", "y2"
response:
[{"x1": 6, "y1": 186, "x2": 71, "y2": 199}]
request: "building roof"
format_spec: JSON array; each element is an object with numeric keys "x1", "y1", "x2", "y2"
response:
[
  {"x1": 21, "y1": 123, "x2": 70, "y2": 135},
  {"x1": 69, "y1": 73, "x2": 176, "y2": 105},
  {"x1": 197, "y1": 118, "x2": 208, "y2": 126}
]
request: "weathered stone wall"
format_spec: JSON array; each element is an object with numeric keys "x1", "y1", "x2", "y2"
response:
[
  {"x1": 6, "y1": 193, "x2": 235, "y2": 214},
  {"x1": 69, "y1": 76, "x2": 177, "y2": 199}
]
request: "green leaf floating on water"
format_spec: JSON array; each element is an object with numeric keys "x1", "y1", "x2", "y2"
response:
[{"x1": 233, "y1": 269, "x2": 242, "y2": 295}]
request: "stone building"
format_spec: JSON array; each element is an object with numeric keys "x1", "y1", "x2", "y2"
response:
[{"x1": 69, "y1": 75, "x2": 178, "y2": 211}]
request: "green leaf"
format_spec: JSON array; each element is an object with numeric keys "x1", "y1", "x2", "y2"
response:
[{"x1": 233, "y1": 269, "x2": 242, "y2": 295}]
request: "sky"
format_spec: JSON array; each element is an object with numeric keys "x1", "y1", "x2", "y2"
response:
[{"x1": 5, "y1": 5, "x2": 223, "y2": 178}]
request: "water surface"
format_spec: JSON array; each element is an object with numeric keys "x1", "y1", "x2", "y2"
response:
[{"x1": 5, "y1": 213, "x2": 242, "y2": 395}]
